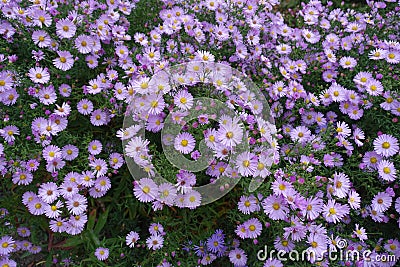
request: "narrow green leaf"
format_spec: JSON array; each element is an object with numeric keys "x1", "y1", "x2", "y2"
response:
[
  {"x1": 94, "y1": 206, "x2": 110, "y2": 235},
  {"x1": 87, "y1": 209, "x2": 97, "y2": 231}
]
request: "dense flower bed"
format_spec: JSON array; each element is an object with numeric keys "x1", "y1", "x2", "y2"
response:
[{"x1": 0, "y1": 0, "x2": 399, "y2": 266}]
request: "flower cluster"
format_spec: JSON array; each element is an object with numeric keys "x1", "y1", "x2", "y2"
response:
[{"x1": 0, "y1": 0, "x2": 399, "y2": 266}]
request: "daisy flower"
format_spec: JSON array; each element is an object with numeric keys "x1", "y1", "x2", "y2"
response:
[
  {"x1": 77, "y1": 99, "x2": 94, "y2": 115},
  {"x1": 323, "y1": 199, "x2": 350, "y2": 224},
  {"x1": 228, "y1": 248, "x2": 247, "y2": 266},
  {"x1": 56, "y1": 18, "x2": 76, "y2": 39},
  {"x1": 62, "y1": 144, "x2": 79, "y2": 161},
  {"x1": 243, "y1": 218, "x2": 262, "y2": 239},
  {"x1": 365, "y1": 79, "x2": 383, "y2": 96},
  {"x1": 38, "y1": 182, "x2": 59, "y2": 204},
  {"x1": 235, "y1": 152, "x2": 257, "y2": 177},
  {"x1": 94, "y1": 247, "x2": 109, "y2": 261},
  {"x1": 217, "y1": 120, "x2": 244, "y2": 148},
  {"x1": 0, "y1": 235, "x2": 14, "y2": 255},
  {"x1": 290, "y1": 125, "x2": 311, "y2": 143},
  {"x1": 66, "y1": 194, "x2": 87, "y2": 215},
  {"x1": 126, "y1": 231, "x2": 140, "y2": 248},
  {"x1": 90, "y1": 109, "x2": 108, "y2": 126},
  {"x1": 262, "y1": 194, "x2": 289, "y2": 220},
  {"x1": 183, "y1": 190, "x2": 202, "y2": 209},
  {"x1": 354, "y1": 224, "x2": 368, "y2": 241},
  {"x1": 348, "y1": 190, "x2": 361, "y2": 210},
  {"x1": 373, "y1": 134, "x2": 399, "y2": 157},
  {"x1": 133, "y1": 178, "x2": 159, "y2": 203},
  {"x1": 89, "y1": 158, "x2": 108, "y2": 177},
  {"x1": 371, "y1": 192, "x2": 392, "y2": 213},
  {"x1": 146, "y1": 234, "x2": 164, "y2": 250},
  {"x1": 1, "y1": 125, "x2": 19, "y2": 143},
  {"x1": 195, "y1": 50, "x2": 215, "y2": 62},
  {"x1": 53, "y1": 50, "x2": 74, "y2": 71},
  {"x1": 377, "y1": 160, "x2": 396, "y2": 182},
  {"x1": 28, "y1": 66, "x2": 50, "y2": 84},
  {"x1": 74, "y1": 34, "x2": 92, "y2": 54},
  {"x1": 174, "y1": 90, "x2": 193, "y2": 110},
  {"x1": 174, "y1": 132, "x2": 195, "y2": 154},
  {"x1": 339, "y1": 56, "x2": 357, "y2": 69},
  {"x1": 237, "y1": 195, "x2": 259, "y2": 215},
  {"x1": 386, "y1": 50, "x2": 400, "y2": 64},
  {"x1": 88, "y1": 140, "x2": 102, "y2": 155}
]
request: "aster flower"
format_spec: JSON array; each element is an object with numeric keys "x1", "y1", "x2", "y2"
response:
[
  {"x1": 88, "y1": 140, "x2": 102, "y2": 155},
  {"x1": 243, "y1": 218, "x2": 262, "y2": 239},
  {"x1": 146, "y1": 234, "x2": 164, "y2": 250},
  {"x1": 377, "y1": 160, "x2": 396, "y2": 182},
  {"x1": 94, "y1": 247, "x2": 109, "y2": 261},
  {"x1": 386, "y1": 50, "x2": 400, "y2": 64},
  {"x1": 262, "y1": 194, "x2": 289, "y2": 220},
  {"x1": 27, "y1": 198, "x2": 47, "y2": 216},
  {"x1": 90, "y1": 109, "x2": 109, "y2": 126},
  {"x1": 348, "y1": 190, "x2": 361, "y2": 210},
  {"x1": 62, "y1": 144, "x2": 79, "y2": 161},
  {"x1": 77, "y1": 99, "x2": 94, "y2": 115},
  {"x1": 126, "y1": 231, "x2": 140, "y2": 248},
  {"x1": 12, "y1": 171, "x2": 33, "y2": 185},
  {"x1": 0, "y1": 236, "x2": 14, "y2": 255},
  {"x1": 94, "y1": 176, "x2": 111, "y2": 192},
  {"x1": 237, "y1": 195, "x2": 259, "y2": 214},
  {"x1": 339, "y1": 56, "x2": 357, "y2": 68},
  {"x1": 38, "y1": 182, "x2": 59, "y2": 204},
  {"x1": 56, "y1": 18, "x2": 76, "y2": 39},
  {"x1": 195, "y1": 50, "x2": 215, "y2": 62},
  {"x1": 373, "y1": 134, "x2": 399, "y2": 157},
  {"x1": 371, "y1": 192, "x2": 392, "y2": 213},
  {"x1": 17, "y1": 227, "x2": 30, "y2": 237},
  {"x1": 183, "y1": 190, "x2": 202, "y2": 209},
  {"x1": 354, "y1": 224, "x2": 368, "y2": 241},
  {"x1": 1, "y1": 125, "x2": 19, "y2": 143},
  {"x1": 174, "y1": 132, "x2": 195, "y2": 154},
  {"x1": 290, "y1": 125, "x2": 311, "y2": 143},
  {"x1": 235, "y1": 152, "x2": 257, "y2": 177},
  {"x1": 217, "y1": 119, "x2": 244, "y2": 148},
  {"x1": 44, "y1": 200, "x2": 63, "y2": 219},
  {"x1": 263, "y1": 258, "x2": 283, "y2": 267},
  {"x1": 306, "y1": 233, "x2": 328, "y2": 259},
  {"x1": 53, "y1": 50, "x2": 74, "y2": 71},
  {"x1": 323, "y1": 199, "x2": 350, "y2": 224},
  {"x1": 74, "y1": 34, "x2": 92, "y2": 54},
  {"x1": 303, "y1": 196, "x2": 323, "y2": 220},
  {"x1": 57, "y1": 177, "x2": 77, "y2": 195},
  {"x1": 174, "y1": 90, "x2": 193, "y2": 110},
  {"x1": 330, "y1": 172, "x2": 351, "y2": 198},
  {"x1": 228, "y1": 248, "x2": 247, "y2": 267},
  {"x1": 28, "y1": 66, "x2": 50, "y2": 84},
  {"x1": 66, "y1": 194, "x2": 88, "y2": 215},
  {"x1": 134, "y1": 178, "x2": 159, "y2": 203}
]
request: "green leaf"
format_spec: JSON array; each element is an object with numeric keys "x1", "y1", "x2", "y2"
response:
[
  {"x1": 94, "y1": 206, "x2": 110, "y2": 235},
  {"x1": 62, "y1": 236, "x2": 84, "y2": 248},
  {"x1": 87, "y1": 209, "x2": 97, "y2": 231}
]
